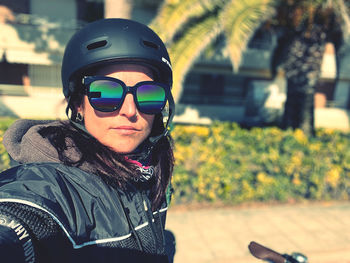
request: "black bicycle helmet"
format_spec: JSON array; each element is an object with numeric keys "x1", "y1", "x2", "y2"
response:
[
  {"x1": 61, "y1": 18, "x2": 175, "y2": 155},
  {"x1": 62, "y1": 18, "x2": 172, "y2": 97}
]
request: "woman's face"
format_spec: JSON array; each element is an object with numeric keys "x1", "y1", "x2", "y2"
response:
[{"x1": 79, "y1": 64, "x2": 155, "y2": 153}]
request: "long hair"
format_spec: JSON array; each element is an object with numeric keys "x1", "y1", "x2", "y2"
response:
[{"x1": 39, "y1": 89, "x2": 174, "y2": 210}]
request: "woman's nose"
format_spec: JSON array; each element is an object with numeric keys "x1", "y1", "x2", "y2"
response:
[{"x1": 119, "y1": 93, "x2": 138, "y2": 118}]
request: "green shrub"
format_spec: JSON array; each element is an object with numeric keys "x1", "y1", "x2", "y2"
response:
[
  {"x1": 0, "y1": 117, "x2": 17, "y2": 130},
  {"x1": 172, "y1": 122, "x2": 350, "y2": 204},
  {"x1": 0, "y1": 117, "x2": 16, "y2": 171}
]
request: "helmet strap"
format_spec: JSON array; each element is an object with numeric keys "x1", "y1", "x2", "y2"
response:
[{"x1": 144, "y1": 92, "x2": 175, "y2": 159}]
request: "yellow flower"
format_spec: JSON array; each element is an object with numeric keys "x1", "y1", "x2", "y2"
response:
[
  {"x1": 292, "y1": 173, "x2": 301, "y2": 186},
  {"x1": 316, "y1": 128, "x2": 334, "y2": 137},
  {"x1": 291, "y1": 152, "x2": 303, "y2": 167},
  {"x1": 294, "y1": 129, "x2": 308, "y2": 144},
  {"x1": 179, "y1": 125, "x2": 210, "y2": 137},
  {"x1": 326, "y1": 168, "x2": 341, "y2": 188},
  {"x1": 269, "y1": 149, "x2": 279, "y2": 161},
  {"x1": 309, "y1": 142, "x2": 321, "y2": 152},
  {"x1": 323, "y1": 128, "x2": 335, "y2": 136},
  {"x1": 208, "y1": 190, "x2": 216, "y2": 201},
  {"x1": 269, "y1": 127, "x2": 282, "y2": 135},
  {"x1": 257, "y1": 172, "x2": 275, "y2": 185},
  {"x1": 242, "y1": 180, "x2": 254, "y2": 199}
]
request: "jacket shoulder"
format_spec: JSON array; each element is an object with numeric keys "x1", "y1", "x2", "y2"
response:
[
  {"x1": 0, "y1": 163, "x2": 119, "y2": 244},
  {"x1": 0, "y1": 162, "x2": 105, "y2": 197},
  {"x1": 0, "y1": 163, "x2": 138, "y2": 247}
]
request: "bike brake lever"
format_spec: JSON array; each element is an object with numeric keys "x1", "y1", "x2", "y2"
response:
[{"x1": 248, "y1": 241, "x2": 286, "y2": 263}]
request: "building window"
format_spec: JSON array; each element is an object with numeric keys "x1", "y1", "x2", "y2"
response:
[
  {"x1": 180, "y1": 72, "x2": 245, "y2": 106},
  {"x1": 0, "y1": 60, "x2": 28, "y2": 85},
  {"x1": 200, "y1": 74, "x2": 224, "y2": 96}
]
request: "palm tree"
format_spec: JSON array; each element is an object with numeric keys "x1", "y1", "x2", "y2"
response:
[
  {"x1": 271, "y1": 0, "x2": 349, "y2": 136},
  {"x1": 150, "y1": 0, "x2": 350, "y2": 136},
  {"x1": 149, "y1": 0, "x2": 277, "y2": 102}
]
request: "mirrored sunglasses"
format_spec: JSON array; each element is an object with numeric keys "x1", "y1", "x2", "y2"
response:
[{"x1": 83, "y1": 76, "x2": 169, "y2": 115}]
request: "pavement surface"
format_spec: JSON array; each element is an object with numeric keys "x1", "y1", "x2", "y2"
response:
[{"x1": 165, "y1": 202, "x2": 350, "y2": 263}]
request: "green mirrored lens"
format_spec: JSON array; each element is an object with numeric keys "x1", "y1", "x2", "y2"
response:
[
  {"x1": 137, "y1": 84, "x2": 166, "y2": 114},
  {"x1": 89, "y1": 80, "x2": 124, "y2": 111}
]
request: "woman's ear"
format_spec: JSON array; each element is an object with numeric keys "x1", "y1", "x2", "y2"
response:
[
  {"x1": 76, "y1": 105, "x2": 83, "y2": 114},
  {"x1": 75, "y1": 102, "x2": 85, "y2": 123},
  {"x1": 76, "y1": 97, "x2": 85, "y2": 114},
  {"x1": 69, "y1": 96, "x2": 84, "y2": 122}
]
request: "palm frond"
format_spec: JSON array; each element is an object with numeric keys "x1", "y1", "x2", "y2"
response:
[
  {"x1": 168, "y1": 16, "x2": 222, "y2": 101},
  {"x1": 149, "y1": 0, "x2": 226, "y2": 43},
  {"x1": 221, "y1": 0, "x2": 277, "y2": 72},
  {"x1": 333, "y1": 0, "x2": 350, "y2": 41}
]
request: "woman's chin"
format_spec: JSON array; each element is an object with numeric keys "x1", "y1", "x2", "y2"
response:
[{"x1": 109, "y1": 144, "x2": 138, "y2": 154}]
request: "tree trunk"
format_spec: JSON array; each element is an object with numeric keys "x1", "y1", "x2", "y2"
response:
[
  {"x1": 283, "y1": 80, "x2": 315, "y2": 136},
  {"x1": 281, "y1": 25, "x2": 327, "y2": 137}
]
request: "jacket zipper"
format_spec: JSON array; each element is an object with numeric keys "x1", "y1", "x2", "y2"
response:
[{"x1": 141, "y1": 192, "x2": 161, "y2": 252}]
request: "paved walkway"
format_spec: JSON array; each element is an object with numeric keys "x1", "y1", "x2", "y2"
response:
[{"x1": 165, "y1": 202, "x2": 350, "y2": 263}]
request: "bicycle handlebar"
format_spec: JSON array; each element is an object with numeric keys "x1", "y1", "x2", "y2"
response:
[
  {"x1": 248, "y1": 241, "x2": 308, "y2": 263},
  {"x1": 249, "y1": 241, "x2": 286, "y2": 263}
]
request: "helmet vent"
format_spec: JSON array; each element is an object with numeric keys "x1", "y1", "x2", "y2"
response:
[
  {"x1": 86, "y1": 40, "x2": 108, "y2": 50},
  {"x1": 142, "y1": 40, "x2": 159, "y2": 50}
]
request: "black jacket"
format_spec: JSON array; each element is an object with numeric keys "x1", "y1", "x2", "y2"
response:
[{"x1": 0, "y1": 120, "x2": 170, "y2": 262}]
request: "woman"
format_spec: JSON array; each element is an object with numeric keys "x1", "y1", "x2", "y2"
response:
[{"x1": 0, "y1": 18, "x2": 175, "y2": 263}]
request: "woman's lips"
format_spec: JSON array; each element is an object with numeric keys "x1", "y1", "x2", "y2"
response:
[{"x1": 112, "y1": 126, "x2": 139, "y2": 135}]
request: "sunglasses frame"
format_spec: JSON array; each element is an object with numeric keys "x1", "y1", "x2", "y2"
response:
[{"x1": 83, "y1": 76, "x2": 170, "y2": 114}]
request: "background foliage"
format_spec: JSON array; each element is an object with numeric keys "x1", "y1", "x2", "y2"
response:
[
  {"x1": 171, "y1": 122, "x2": 350, "y2": 205},
  {"x1": 0, "y1": 118, "x2": 349, "y2": 205},
  {"x1": 0, "y1": 118, "x2": 16, "y2": 171}
]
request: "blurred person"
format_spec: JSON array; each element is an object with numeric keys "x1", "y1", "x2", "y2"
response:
[{"x1": 0, "y1": 18, "x2": 175, "y2": 263}]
